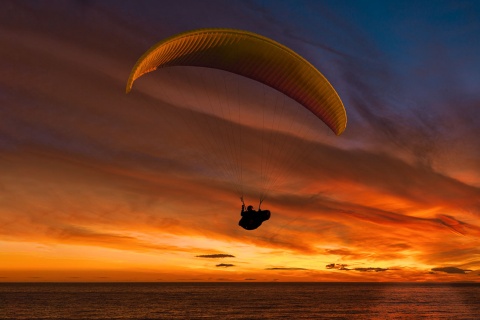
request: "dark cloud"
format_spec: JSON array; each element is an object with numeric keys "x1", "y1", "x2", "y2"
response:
[
  {"x1": 431, "y1": 267, "x2": 472, "y2": 274},
  {"x1": 326, "y1": 264, "x2": 349, "y2": 270},
  {"x1": 196, "y1": 254, "x2": 235, "y2": 259},
  {"x1": 216, "y1": 264, "x2": 235, "y2": 268},
  {"x1": 326, "y1": 264, "x2": 389, "y2": 272}
]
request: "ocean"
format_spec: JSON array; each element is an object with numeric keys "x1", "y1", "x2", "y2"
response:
[{"x1": 1, "y1": 282, "x2": 479, "y2": 319}]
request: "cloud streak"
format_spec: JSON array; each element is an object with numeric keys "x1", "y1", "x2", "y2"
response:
[
  {"x1": 216, "y1": 264, "x2": 235, "y2": 268},
  {"x1": 196, "y1": 254, "x2": 235, "y2": 259},
  {"x1": 431, "y1": 267, "x2": 472, "y2": 274},
  {"x1": 326, "y1": 264, "x2": 389, "y2": 272}
]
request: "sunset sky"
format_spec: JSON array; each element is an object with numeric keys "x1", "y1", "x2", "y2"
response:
[{"x1": 1, "y1": 0, "x2": 480, "y2": 282}]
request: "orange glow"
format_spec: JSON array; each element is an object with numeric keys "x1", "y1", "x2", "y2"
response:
[{"x1": 1, "y1": 2, "x2": 479, "y2": 283}]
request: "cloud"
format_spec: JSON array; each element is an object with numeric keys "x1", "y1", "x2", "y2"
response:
[
  {"x1": 196, "y1": 254, "x2": 235, "y2": 259},
  {"x1": 216, "y1": 264, "x2": 235, "y2": 268},
  {"x1": 436, "y1": 215, "x2": 468, "y2": 235},
  {"x1": 431, "y1": 267, "x2": 472, "y2": 274},
  {"x1": 326, "y1": 264, "x2": 389, "y2": 272},
  {"x1": 326, "y1": 263, "x2": 349, "y2": 270}
]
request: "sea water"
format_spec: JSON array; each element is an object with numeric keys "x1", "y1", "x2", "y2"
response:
[{"x1": 1, "y1": 282, "x2": 479, "y2": 319}]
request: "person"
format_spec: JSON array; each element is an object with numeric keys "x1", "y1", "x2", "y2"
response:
[{"x1": 238, "y1": 197, "x2": 271, "y2": 230}]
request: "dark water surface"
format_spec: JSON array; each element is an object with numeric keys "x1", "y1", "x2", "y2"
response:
[{"x1": 1, "y1": 282, "x2": 479, "y2": 319}]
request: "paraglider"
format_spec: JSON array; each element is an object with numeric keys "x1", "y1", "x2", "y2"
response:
[
  {"x1": 238, "y1": 197, "x2": 271, "y2": 231},
  {"x1": 126, "y1": 28, "x2": 346, "y2": 230}
]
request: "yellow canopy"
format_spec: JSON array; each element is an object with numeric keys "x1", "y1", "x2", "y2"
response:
[{"x1": 126, "y1": 28, "x2": 347, "y2": 135}]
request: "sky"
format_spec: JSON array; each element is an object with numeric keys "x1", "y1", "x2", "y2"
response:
[{"x1": 1, "y1": 0, "x2": 480, "y2": 282}]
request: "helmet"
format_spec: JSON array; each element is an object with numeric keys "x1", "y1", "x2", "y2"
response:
[{"x1": 247, "y1": 205, "x2": 254, "y2": 211}]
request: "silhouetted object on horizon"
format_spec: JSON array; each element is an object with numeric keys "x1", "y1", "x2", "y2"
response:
[{"x1": 238, "y1": 203, "x2": 270, "y2": 231}]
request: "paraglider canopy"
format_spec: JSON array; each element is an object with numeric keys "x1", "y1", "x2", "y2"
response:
[
  {"x1": 126, "y1": 28, "x2": 348, "y2": 225},
  {"x1": 126, "y1": 28, "x2": 347, "y2": 135}
]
